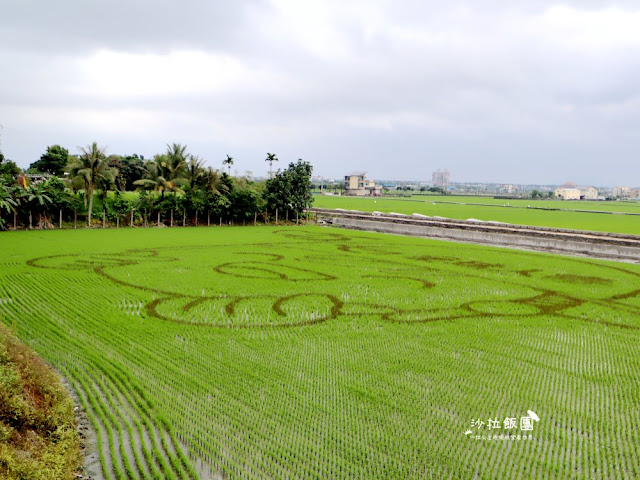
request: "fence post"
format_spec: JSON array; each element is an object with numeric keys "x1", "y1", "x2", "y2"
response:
[
  {"x1": 296, "y1": 211, "x2": 299, "y2": 224},
  {"x1": 102, "y1": 210, "x2": 105, "y2": 228},
  {"x1": 286, "y1": 210, "x2": 288, "y2": 223},
  {"x1": 117, "y1": 215, "x2": 120, "y2": 228},
  {"x1": 254, "y1": 211, "x2": 257, "y2": 226},
  {"x1": 157, "y1": 211, "x2": 161, "y2": 227},
  {"x1": 219, "y1": 216, "x2": 222, "y2": 226},
  {"x1": 208, "y1": 212, "x2": 210, "y2": 226},
  {"x1": 130, "y1": 209, "x2": 134, "y2": 228},
  {"x1": 275, "y1": 208, "x2": 278, "y2": 224},
  {"x1": 195, "y1": 211, "x2": 198, "y2": 226},
  {"x1": 171, "y1": 209, "x2": 174, "y2": 227},
  {"x1": 59, "y1": 208, "x2": 62, "y2": 229},
  {"x1": 74, "y1": 210, "x2": 77, "y2": 229},
  {"x1": 183, "y1": 210, "x2": 186, "y2": 227},
  {"x1": 13, "y1": 211, "x2": 17, "y2": 230}
]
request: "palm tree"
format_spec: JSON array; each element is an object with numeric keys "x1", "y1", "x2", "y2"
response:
[
  {"x1": 25, "y1": 183, "x2": 53, "y2": 228},
  {"x1": 69, "y1": 142, "x2": 113, "y2": 225},
  {"x1": 265, "y1": 153, "x2": 278, "y2": 177},
  {"x1": 133, "y1": 158, "x2": 185, "y2": 198},
  {"x1": 223, "y1": 155, "x2": 234, "y2": 175},
  {"x1": 0, "y1": 180, "x2": 18, "y2": 230},
  {"x1": 163, "y1": 143, "x2": 189, "y2": 179},
  {"x1": 202, "y1": 167, "x2": 228, "y2": 196},
  {"x1": 202, "y1": 167, "x2": 230, "y2": 224},
  {"x1": 186, "y1": 156, "x2": 205, "y2": 190}
]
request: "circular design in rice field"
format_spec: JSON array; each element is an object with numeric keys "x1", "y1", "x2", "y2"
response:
[{"x1": 24, "y1": 229, "x2": 640, "y2": 330}]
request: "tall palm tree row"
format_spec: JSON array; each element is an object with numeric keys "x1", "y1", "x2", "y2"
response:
[{"x1": 0, "y1": 142, "x2": 314, "y2": 230}]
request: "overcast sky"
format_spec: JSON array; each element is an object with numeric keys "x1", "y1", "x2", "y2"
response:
[{"x1": 1, "y1": 1, "x2": 639, "y2": 185}]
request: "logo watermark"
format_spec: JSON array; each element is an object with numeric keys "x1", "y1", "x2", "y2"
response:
[{"x1": 464, "y1": 410, "x2": 540, "y2": 441}]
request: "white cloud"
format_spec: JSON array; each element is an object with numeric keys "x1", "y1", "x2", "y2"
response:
[
  {"x1": 537, "y1": 6, "x2": 640, "y2": 50},
  {"x1": 77, "y1": 49, "x2": 291, "y2": 99}
]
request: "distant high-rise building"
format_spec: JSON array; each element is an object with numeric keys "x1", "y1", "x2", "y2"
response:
[{"x1": 432, "y1": 169, "x2": 450, "y2": 187}]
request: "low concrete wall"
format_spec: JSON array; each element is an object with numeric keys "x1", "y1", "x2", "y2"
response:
[{"x1": 325, "y1": 216, "x2": 640, "y2": 262}]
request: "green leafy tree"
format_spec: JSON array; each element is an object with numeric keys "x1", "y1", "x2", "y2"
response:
[
  {"x1": 108, "y1": 191, "x2": 132, "y2": 224},
  {"x1": 45, "y1": 177, "x2": 78, "y2": 226},
  {"x1": 230, "y1": 182, "x2": 261, "y2": 222},
  {"x1": 0, "y1": 150, "x2": 21, "y2": 180},
  {"x1": 264, "y1": 159, "x2": 313, "y2": 219},
  {"x1": 158, "y1": 192, "x2": 180, "y2": 223},
  {"x1": 109, "y1": 154, "x2": 147, "y2": 191},
  {"x1": 44, "y1": 177, "x2": 72, "y2": 210},
  {"x1": 206, "y1": 192, "x2": 231, "y2": 220},
  {"x1": 184, "y1": 188, "x2": 207, "y2": 224},
  {"x1": 135, "y1": 190, "x2": 155, "y2": 226},
  {"x1": 29, "y1": 145, "x2": 69, "y2": 176}
]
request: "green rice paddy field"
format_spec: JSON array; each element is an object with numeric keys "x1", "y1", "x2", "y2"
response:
[
  {"x1": 1, "y1": 226, "x2": 639, "y2": 479},
  {"x1": 313, "y1": 196, "x2": 640, "y2": 235}
]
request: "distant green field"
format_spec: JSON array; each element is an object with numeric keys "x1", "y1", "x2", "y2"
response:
[
  {"x1": 1, "y1": 226, "x2": 639, "y2": 478},
  {"x1": 414, "y1": 194, "x2": 640, "y2": 213},
  {"x1": 314, "y1": 195, "x2": 640, "y2": 235}
]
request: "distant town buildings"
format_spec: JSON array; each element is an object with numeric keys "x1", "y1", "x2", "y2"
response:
[
  {"x1": 554, "y1": 182, "x2": 598, "y2": 200},
  {"x1": 613, "y1": 186, "x2": 631, "y2": 198},
  {"x1": 432, "y1": 169, "x2": 450, "y2": 187},
  {"x1": 344, "y1": 172, "x2": 382, "y2": 196},
  {"x1": 613, "y1": 186, "x2": 640, "y2": 199},
  {"x1": 497, "y1": 184, "x2": 517, "y2": 195}
]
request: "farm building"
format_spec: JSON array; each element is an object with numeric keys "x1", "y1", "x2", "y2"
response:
[
  {"x1": 576, "y1": 185, "x2": 598, "y2": 200},
  {"x1": 555, "y1": 182, "x2": 598, "y2": 200},
  {"x1": 554, "y1": 187, "x2": 580, "y2": 200},
  {"x1": 344, "y1": 172, "x2": 382, "y2": 196}
]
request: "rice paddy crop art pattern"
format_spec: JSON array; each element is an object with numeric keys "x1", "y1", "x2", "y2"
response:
[
  {"x1": 1, "y1": 226, "x2": 640, "y2": 479},
  {"x1": 25, "y1": 229, "x2": 640, "y2": 331}
]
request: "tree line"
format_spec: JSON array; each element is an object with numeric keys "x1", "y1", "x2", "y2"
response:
[{"x1": 0, "y1": 142, "x2": 314, "y2": 230}]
